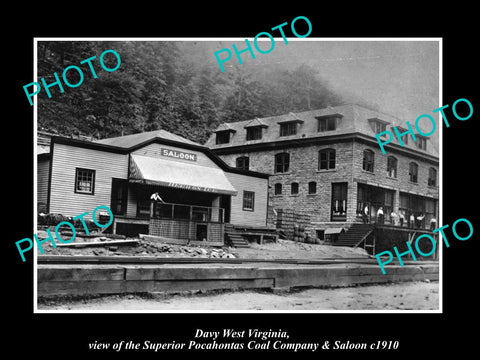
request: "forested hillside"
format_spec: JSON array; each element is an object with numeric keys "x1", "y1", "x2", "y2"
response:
[{"x1": 37, "y1": 41, "x2": 347, "y2": 144}]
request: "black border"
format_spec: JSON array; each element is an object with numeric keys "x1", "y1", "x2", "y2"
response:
[{"x1": 8, "y1": 4, "x2": 480, "y2": 359}]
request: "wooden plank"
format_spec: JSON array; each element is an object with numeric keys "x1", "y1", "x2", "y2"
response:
[
  {"x1": 37, "y1": 265, "x2": 125, "y2": 281},
  {"x1": 139, "y1": 234, "x2": 223, "y2": 247},
  {"x1": 56, "y1": 239, "x2": 139, "y2": 247},
  {"x1": 139, "y1": 234, "x2": 186, "y2": 245},
  {"x1": 38, "y1": 278, "x2": 275, "y2": 296},
  {"x1": 125, "y1": 266, "x2": 268, "y2": 281}
]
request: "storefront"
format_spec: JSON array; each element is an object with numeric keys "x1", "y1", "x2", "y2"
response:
[{"x1": 40, "y1": 130, "x2": 269, "y2": 244}]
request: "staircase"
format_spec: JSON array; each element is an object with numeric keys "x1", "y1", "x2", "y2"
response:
[
  {"x1": 224, "y1": 224, "x2": 250, "y2": 248},
  {"x1": 334, "y1": 223, "x2": 375, "y2": 248}
]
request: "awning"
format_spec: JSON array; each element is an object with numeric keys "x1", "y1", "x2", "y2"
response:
[
  {"x1": 129, "y1": 154, "x2": 237, "y2": 196},
  {"x1": 325, "y1": 227, "x2": 344, "y2": 235}
]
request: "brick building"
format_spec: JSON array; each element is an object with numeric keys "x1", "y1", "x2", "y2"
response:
[{"x1": 205, "y1": 104, "x2": 439, "y2": 249}]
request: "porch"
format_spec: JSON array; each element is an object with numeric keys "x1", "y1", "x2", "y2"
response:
[{"x1": 112, "y1": 201, "x2": 226, "y2": 245}]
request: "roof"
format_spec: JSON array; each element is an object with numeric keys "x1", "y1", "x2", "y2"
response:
[
  {"x1": 129, "y1": 154, "x2": 237, "y2": 196},
  {"x1": 48, "y1": 130, "x2": 270, "y2": 179},
  {"x1": 214, "y1": 123, "x2": 237, "y2": 133},
  {"x1": 204, "y1": 104, "x2": 439, "y2": 159},
  {"x1": 244, "y1": 118, "x2": 268, "y2": 128},
  {"x1": 95, "y1": 129, "x2": 201, "y2": 148}
]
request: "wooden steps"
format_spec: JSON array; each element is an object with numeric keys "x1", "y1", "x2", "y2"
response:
[
  {"x1": 224, "y1": 225, "x2": 250, "y2": 248},
  {"x1": 334, "y1": 223, "x2": 374, "y2": 247}
]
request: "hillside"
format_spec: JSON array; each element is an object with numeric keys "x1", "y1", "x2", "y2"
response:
[{"x1": 36, "y1": 41, "x2": 346, "y2": 144}]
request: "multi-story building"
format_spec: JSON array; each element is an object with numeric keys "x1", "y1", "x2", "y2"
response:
[{"x1": 205, "y1": 104, "x2": 439, "y2": 251}]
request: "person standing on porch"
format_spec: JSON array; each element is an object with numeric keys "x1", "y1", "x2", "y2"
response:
[
  {"x1": 150, "y1": 192, "x2": 165, "y2": 218},
  {"x1": 363, "y1": 204, "x2": 369, "y2": 223},
  {"x1": 390, "y1": 211, "x2": 398, "y2": 225},
  {"x1": 399, "y1": 211, "x2": 405, "y2": 227},
  {"x1": 377, "y1": 207, "x2": 384, "y2": 224},
  {"x1": 409, "y1": 213, "x2": 415, "y2": 228}
]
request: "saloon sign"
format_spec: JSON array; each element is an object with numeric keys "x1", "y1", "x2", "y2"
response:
[{"x1": 161, "y1": 148, "x2": 197, "y2": 162}]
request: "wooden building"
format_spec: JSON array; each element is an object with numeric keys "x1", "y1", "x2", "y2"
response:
[
  {"x1": 205, "y1": 104, "x2": 440, "y2": 252},
  {"x1": 37, "y1": 130, "x2": 269, "y2": 244}
]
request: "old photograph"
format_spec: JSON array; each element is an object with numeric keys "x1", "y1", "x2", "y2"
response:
[{"x1": 34, "y1": 39, "x2": 441, "y2": 312}]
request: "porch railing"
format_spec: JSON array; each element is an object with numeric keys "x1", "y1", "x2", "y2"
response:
[{"x1": 150, "y1": 201, "x2": 225, "y2": 224}]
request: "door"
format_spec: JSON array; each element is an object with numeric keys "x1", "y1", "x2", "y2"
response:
[
  {"x1": 331, "y1": 182, "x2": 348, "y2": 221},
  {"x1": 110, "y1": 178, "x2": 128, "y2": 216}
]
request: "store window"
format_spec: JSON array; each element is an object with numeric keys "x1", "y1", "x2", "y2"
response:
[{"x1": 331, "y1": 182, "x2": 348, "y2": 221}]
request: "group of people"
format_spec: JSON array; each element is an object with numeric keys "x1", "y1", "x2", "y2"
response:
[{"x1": 362, "y1": 205, "x2": 436, "y2": 229}]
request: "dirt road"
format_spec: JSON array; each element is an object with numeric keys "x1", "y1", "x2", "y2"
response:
[{"x1": 38, "y1": 281, "x2": 439, "y2": 311}]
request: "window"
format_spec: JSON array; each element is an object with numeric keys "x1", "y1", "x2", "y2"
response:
[
  {"x1": 375, "y1": 122, "x2": 387, "y2": 134},
  {"x1": 274, "y1": 152, "x2": 290, "y2": 173},
  {"x1": 215, "y1": 130, "x2": 230, "y2": 144},
  {"x1": 75, "y1": 168, "x2": 95, "y2": 194},
  {"x1": 417, "y1": 137, "x2": 427, "y2": 150},
  {"x1": 235, "y1": 156, "x2": 249, "y2": 170},
  {"x1": 387, "y1": 156, "x2": 398, "y2": 178},
  {"x1": 246, "y1": 126, "x2": 262, "y2": 141},
  {"x1": 428, "y1": 167, "x2": 437, "y2": 186},
  {"x1": 316, "y1": 229, "x2": 325, "y2": 241},
  {"x1": 318, "y1": 148, "x2": 336, "y2": 170},
  {"x1": 291, "y1": 182, "x2": 299, "y2": 195},
  {"x1": 331, "y1": 182, "x2": 348, "y2": 221},
  {"x1": 242, "y1": 191, "x2": 255, "y2": 211},
  {"x1": 409, "y1": 162, "x2": 418, "y2": 183},
  {"x1": 308, "y1": 181, "x2": 317, "y2": 195},
  {"x1": 362, "y1": 149, "x2": 375, "y2": 172},
  {"x1": 274, "y1": 183, "x2": 282, "y2": 195},
  {"x1": 317, "y1": 116, "x2": 337, "y2": 132},
  {"x1": 279, "y1": 122, "x2": 297, "y2": 136},
  {"x1": 396, "y1": 128, "x2": 409, "y2": 145}
]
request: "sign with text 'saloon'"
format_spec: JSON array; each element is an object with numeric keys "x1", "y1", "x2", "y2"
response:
[{"x1": 161, "y1": 148, "x2": 197, "y2": 162}]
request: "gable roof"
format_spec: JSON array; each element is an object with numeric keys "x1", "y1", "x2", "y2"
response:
[
  {"x1": 244, "y1": 118, "x2": 268, "y2": 128},
  {"x1": 95, "y1": 129, "x2": 200, "y2": 148},
  {"x1": 50, "y1": 129, "x2": 269, "y2": 179}
]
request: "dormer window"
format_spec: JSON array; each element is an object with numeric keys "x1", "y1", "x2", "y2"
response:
[
  {"x1": 317, "y1": 114, "x2": 342, "y2": 132},
  {"x1": 279, "y1": 122, "x2": 298, "y2": 136},
  {"x1": 246, "y1": 126, "x2": 262, "y2": 141},
  {"x1": 375, "y1": 122, "x2": 387, "y2": 133},
  {"x1": 395, "y1": 127, "x2": 409, "y2": 145},
  {"x1": 417, "y1": 136, "x2": 427, "y2": 151},
  {"x1": 215, "y1": 130, "x2": 231, "y2": 144},
  {"x1": 368, "y1": 117, "x2": 390, "y2": 137},
  {"x1": 278, "y1": 113, "x2": 304, "y2": 137},
  {"x1": 214, "y1": 124, "x2": 236, "y2": 145},
  {"x1": 244, "y1": 118, "x2": 268, "y2": 141}
]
